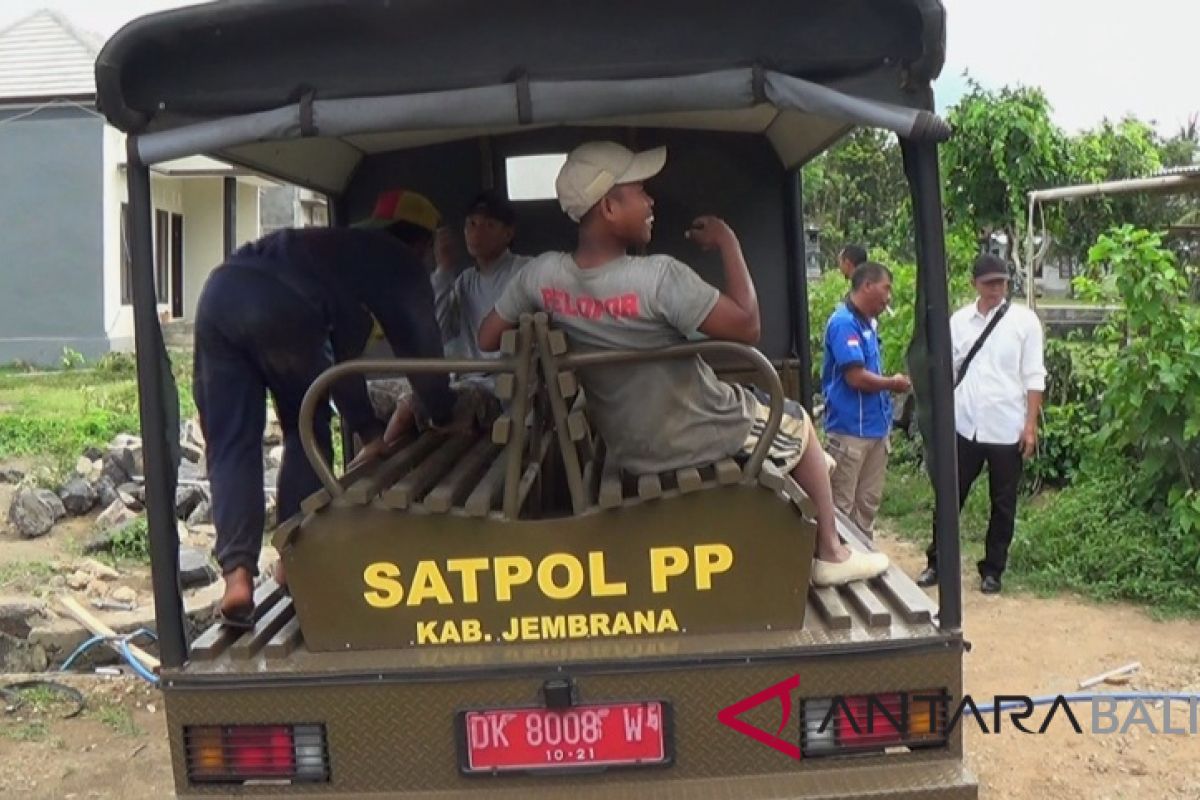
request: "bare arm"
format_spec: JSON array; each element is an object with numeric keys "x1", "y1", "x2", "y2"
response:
[
  {"x1": 689, "y1": 217, "x2": 761, "y2": 344},
  {"x1": 478, "y1": 309, "x2": 515, "y2": 353},
  {"x1": 844, "y1": 366, "x2": 910, "y2": 394}
]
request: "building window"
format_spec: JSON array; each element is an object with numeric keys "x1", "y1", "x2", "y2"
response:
[
  {"x1": 120, "y1": 204, "x2": 132, "y2": 305},
  {"x1": 505, "y1": 154, "x2": 567, "y2": 201},
  {"x1": 155, "y1": 209, "x2": 169, "y2": 304}
]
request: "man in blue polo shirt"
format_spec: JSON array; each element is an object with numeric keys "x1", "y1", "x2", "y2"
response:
[{"x1": 821, "y1": 262, "x2": 911, "y2": 537}]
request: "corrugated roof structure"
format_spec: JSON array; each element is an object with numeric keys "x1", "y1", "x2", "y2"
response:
[{"x1": 0, "y1": 9, "x2": 103, "y2": 102}]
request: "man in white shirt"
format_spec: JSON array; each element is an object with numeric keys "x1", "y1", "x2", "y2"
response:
[{"x1": 917, "y1": 254, "x2": 1045, "y2": 594}]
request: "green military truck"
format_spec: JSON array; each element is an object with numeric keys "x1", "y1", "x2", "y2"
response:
[{"x1": 96, "y1": 1, "x2": 976, "y2": 796}]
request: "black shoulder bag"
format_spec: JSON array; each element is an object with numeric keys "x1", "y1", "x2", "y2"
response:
[{"x1": 954, "y1": 302, "x2": 1009, "y2": 389}]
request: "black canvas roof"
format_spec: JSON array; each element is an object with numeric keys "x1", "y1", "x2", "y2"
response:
[{"x1": 95, "y1": 0, "x2": 947, "y2": 191}]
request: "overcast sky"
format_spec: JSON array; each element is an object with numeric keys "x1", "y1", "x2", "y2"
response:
[{"x1": 3, "y1": 0, "x2": 1196, "y2": 134}]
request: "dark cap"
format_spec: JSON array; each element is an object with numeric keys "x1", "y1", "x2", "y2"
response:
[
  {"x1": 973, "y1": 254, "x2": 1009, "y2": 281},
  {"x1": 465, "y1": 190, "x2": 516, "y2": 226}
]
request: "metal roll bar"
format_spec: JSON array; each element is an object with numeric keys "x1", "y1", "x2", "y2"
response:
[{"x1": 297, "y1": 340, "x2": 786, "y2": 500}]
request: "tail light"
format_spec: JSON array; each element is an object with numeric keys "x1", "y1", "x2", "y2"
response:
[
  {"x1": 185, "y1": 724, "x2": 329, "y2": 784},
  {"x1": 802, "y1": 690, "x2": 947, "y2": 758}
]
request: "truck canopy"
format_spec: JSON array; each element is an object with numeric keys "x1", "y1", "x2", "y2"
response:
[{"x1": 95, "y1": 0, "x2": 948, "y2": 193}]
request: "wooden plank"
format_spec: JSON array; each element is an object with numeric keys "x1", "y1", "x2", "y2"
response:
[
  {"x1": 567, "y1": 411, "x2": 589, "y2": 442},
  {"x1": 343, "y1": 432, "x2": 443, "y2": 505},
  {"x1": 381, "y1": 435, "x2": 476, "y2": 509},
  {"x1": 270, "y1": 514, "x2": 302, "y2": 551},
  {"x1": 189, "y1": 582, "x2": 286, "y2": 661},
  {"x1": 598, "y1": 449, "x2": 623, "y2": 510},
  {"x1": 676, "y1": 467, "x2": 703, "y2": 494},
  {"x1": 841, "y1": 581, "x2": 892, "y2": 628},
  {"x1": 533, "y1": 316, "x2": 587, "y2": 515},
  {"x1": 807, "y1": 586, "x2": 852, "y2": 631},
  {"x1": 264, "y1": 616, "x2": 303, "y2": 660},
  {"x1": 494, "y1": 373, "x2": 516, "y2": 401},
  {"x1": 872, "y1": 567, "x2": 935, "y2": 625},
  {"x1": 464, "y1": 449, "x2": 509, "y2": 517},
  {"x1": 499, "y1": 329, "x2": 519, "y2": 355},
  {"x1": 423, "y1": 437, "x2": 501, "y2": 513},
  {"x1": 501, "y1": 318, "x2": 536, "y2": 518},
  {"x1": 230, "y1": 597, "x2": 295, "y2": 661},
  {"x1": 557, "y1": 371, "x2": 579, "y2": 398},
  {"x1": 547, "y1": 329, "x2": 568, "y2": 356},
  {"x1": 715, "y1": 458, "x2": 742, "y2": 485},
  {"x1": 637, "y1": 473, "x2": 663, "y2": 500},
  {"x1": 757, "y1": 462, "x2": 785, "y2": 493},
  {"x1": 492, "y1": 416, "x2": 512, "y2": 445},
  {"x1": 59, "y1": 596, "x2": 161, "y2": 671},
  {"x1": 299, "y1": 488, "x2": 331, "y2": 515}
]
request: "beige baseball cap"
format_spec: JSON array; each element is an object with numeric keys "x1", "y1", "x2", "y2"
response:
[{"x1": 555, "y1": 141, "x2": 667, "y2": 222}]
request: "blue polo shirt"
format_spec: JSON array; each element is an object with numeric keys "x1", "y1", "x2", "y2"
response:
[{"x1": 821, "y1": 301, "x2": 892, "y2": 439}]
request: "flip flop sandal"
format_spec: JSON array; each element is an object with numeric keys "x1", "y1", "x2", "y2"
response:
[{"x1": 217, "y1": 609, "x2": 255, "y2": 631}]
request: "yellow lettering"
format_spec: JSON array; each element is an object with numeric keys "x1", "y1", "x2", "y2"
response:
[
  {"x1": 406, "y1": 561, "x2": 454, "y2": 606},
  {"x1": 494, "y1": 556, "x2": 533, "y2": 601},
  {"x1": 657, "y1": 608, "x2": 680, "y2": 633},
  {"x1": 537, "y1": 553, "x2": 586, "y2": 600},
  {"x1": 447, "y1": 558, "x2": 489, "y2": 603},
  {"x1": 363, "y1": 562, "x2": 404, "y2": 608},
  {"x1": 416, "y1": 620, "x2": 440, "y2": 644},
  {"x1": 440, "y1": 621, "x2": 462, "y2": 644},
  {"x1": 568, "y1": 614, "x2": 588, "y2": 638},
  {"x1": 693, "y1": 544, "x2": 734, "y2": 590},
  {"x1": 501, "y1": 617, "x2": 520, "y2": 641},
  {"x1": 588, "y1": 551, "x2": 628, "y2": 597},
  {"x1": 649, "y1": 547, "x2": 689, "y2": 593},
  {"x1": 542, "y1": 615, "x2": 566, "y2": 639},
  {"x1": 611, "y1": 612, "x2": 633, "y2": 636},
  {"x1": 461, "y1": 619, "x2": 483, "y2": 643},
  {"x1": 590, "y1": 613, "x2": 611, "y2": 637},
  {"x1": 520, "y1": 616, "x2": 540, "y2": 640},
  {"x1": 634, "y1": 610, "x2": 656, "y2": 634}
]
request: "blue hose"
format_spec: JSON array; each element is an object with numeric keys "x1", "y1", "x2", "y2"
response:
[
  {"x1": 976, "y1": 692, "x2": 1200, "y2": 715},
  {"x1": 59, "y1": 628, "x2": 160, "y2": 686}
]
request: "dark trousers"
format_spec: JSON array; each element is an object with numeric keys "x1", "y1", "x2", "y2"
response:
[
  {"x1": 194, "y1": 265, "x2": 334, "y2": 576},
  {"x1": 926, "y1": 434, "x2": 1023, "y2": 579}
]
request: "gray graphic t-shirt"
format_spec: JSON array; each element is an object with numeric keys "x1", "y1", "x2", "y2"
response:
[{"x1": 495, "y1": 252, "x2": 755, "y2": 474}]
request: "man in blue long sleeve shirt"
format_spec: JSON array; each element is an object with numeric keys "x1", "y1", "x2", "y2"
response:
[{"x1": 193, "y1": 189, "x2": 454, "y2": 626}]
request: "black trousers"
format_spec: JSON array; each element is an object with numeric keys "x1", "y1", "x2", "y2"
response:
[
  {"x1": 194, "y1": 264, "x2": 334, "y2": 576},
  {"x1": 926, "y1": 434, "x2": 1023, "y2": 579}
]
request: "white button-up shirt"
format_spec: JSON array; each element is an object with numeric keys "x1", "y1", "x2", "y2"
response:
[{"x1": 951, "y1": 299, "x2": 1046, "y2": 445}]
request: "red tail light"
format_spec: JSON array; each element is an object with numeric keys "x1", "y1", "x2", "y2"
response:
[
  {"x1": 802, "y1": 690, "x2": 947, "y2": 758},
  {"x1": 186, "y1": 724, "x2": 329, "y2": 784}
]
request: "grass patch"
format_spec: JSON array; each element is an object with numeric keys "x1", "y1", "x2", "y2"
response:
[
  {"x1": 0, "y1": 561, "x2": 58, "y2": 594},
  {"x1": 881, "y1": 464, "x2": 1200, "y2": 617},
  {"x1": 0, "y1": 720, "x2": 51, "y2": 743},
  {"x1": 878, "y1": 464, "x2": 994, "y2": 565},
  {"x1": 92, "y1": 702, "x2": 143, "y2": 738},
  {"x1": 0, "y1": 351, "x2": 195, "y2": 476}
]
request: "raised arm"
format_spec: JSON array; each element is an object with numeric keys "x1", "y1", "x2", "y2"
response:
[{"x1": 687, "y1": 217, "x2": 760, "y2": 344}]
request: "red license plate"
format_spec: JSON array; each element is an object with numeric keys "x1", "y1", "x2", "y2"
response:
[{"x1": 460, "y1": 702, "x2": 669, "y2": 774}]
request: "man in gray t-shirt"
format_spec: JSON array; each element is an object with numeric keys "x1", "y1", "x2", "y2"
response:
[
  {"x1": 432, "y1": 191, "x2": 530, "y2": 379},
  {"x1": 479, "y1": 141, "x2": 888, "y2": 588}
]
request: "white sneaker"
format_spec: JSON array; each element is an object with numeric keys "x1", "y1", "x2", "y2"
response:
[{"x1": 812, "y1": 550, "x2": 889, "y2": 587}]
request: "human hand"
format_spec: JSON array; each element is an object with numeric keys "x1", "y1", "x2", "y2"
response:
[
  {"x1": 348, "y1": 437, "x2": 390, "y2": 471},
  {"x1": 434, "y1": 227, "x2": 459, "y2": 272},
  {"x1": 890, "y1": 374, "x2": 912, "y2": 393},
  {"x1": 685, "y1": 216, "x2": 736, "y2": 251},
  {"x1": 1020, "y1": 425, "x2": 1037, "y2": 460}
]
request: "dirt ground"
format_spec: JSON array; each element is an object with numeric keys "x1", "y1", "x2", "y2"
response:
[{"x1": 2, "y1": 529, "x2": 1199, "y2": 798}]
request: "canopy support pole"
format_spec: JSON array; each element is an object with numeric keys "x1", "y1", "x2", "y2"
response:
[{"x1": 784, "y1": 168, "x2": 814, "y2": 412}]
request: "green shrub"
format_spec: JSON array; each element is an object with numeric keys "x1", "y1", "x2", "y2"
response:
[
  {"x1": 1010, "y1": 475, "x2": 1200, "y2": 615},
  {"x1": 109, "y1": 517, "x2": 151, "y2": 563}
]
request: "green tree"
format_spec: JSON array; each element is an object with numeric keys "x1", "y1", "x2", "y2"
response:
[
  {"x1": 802, "y1": 128, "x2": 912, "y2": 265},
  {"x1": 1058, "y1": 118, "x2": 1165, "y2": 266},
  {"x1": 940, "y1": 81, "x2": 1069, "y2": 274}
]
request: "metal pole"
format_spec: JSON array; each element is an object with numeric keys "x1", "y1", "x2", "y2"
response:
[
  {"x1": 900, "y1": 139, "x2": 963, "y2": 633},
  {"x1": 784, "y1": 168, "x2": 814, "y2": 412},
  {"x1": 126, "y1": 138, "x2": 187, "y2": 668},
  {"x1": 223, "y1": 175, "x2": 238, "y2": 257}
]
